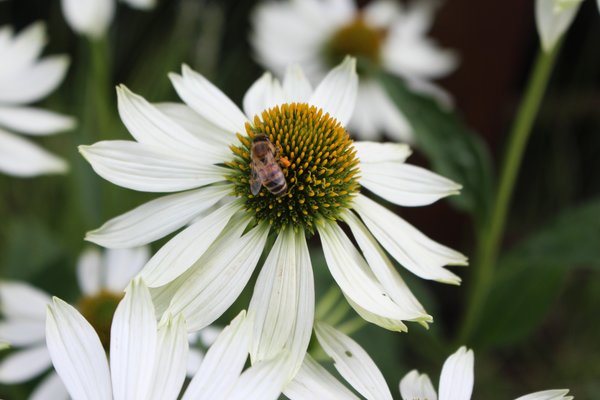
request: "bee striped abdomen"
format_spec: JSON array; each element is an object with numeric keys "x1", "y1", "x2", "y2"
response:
[{"x1": 250, "y1": 134, "x2": 288, "y2": 197}]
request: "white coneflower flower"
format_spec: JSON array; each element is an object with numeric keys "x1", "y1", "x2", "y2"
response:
[
  {"x1": 286, "y1": 323, "x2": 573, "y2": 400},
  {"x1": 80, "y1": 57, "x2": 466, "y2": 381},
  {"x1": 0, "y1": 22, "x2": 74, "y2": 177},
  {"x1": 47, "y1": 279, "x2": 291, "y2": 400},
  {"x1": 61, "y1": 0, "x2": 156, "y2": 39},
  {"x1": 251, "y1": 0, "x2": 457, "y2": 141},
  {"x1": 0, "y1": 247, "x2": 147, "y2": 400}
]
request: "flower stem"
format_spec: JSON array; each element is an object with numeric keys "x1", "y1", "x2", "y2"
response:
[{"x1": 458, "y1": 44, "x2": 561, "y2": 344}]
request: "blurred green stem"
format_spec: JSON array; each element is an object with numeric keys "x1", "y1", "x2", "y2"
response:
[{"x1": 458, "y1": 44, "x2": 561, "y2": 344}]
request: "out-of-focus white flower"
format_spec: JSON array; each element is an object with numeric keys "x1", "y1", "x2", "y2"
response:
[
  {"x1": 61, "y1": 0, "x2": 156, "y2": 39},
  {"x1": 0, "y1": 22, "x2": 74, "y2": 177},
  {"x1": 285, "y1": 323, "x2": 573, "y2": 400},
  {"x1": 186, "y1": 325, "x2": 222, "y2": 376},
  {"x1": 0, "y1": 247, "x2": 147, "y2": 400},
  {"x1": 535, "y1": 0, "x2": 583, "y2": 52},
  {"x1": 80, "y1": 57, "x2": 466, "y2": 384},
  {"x1": 47, "y1": 279, "x2": 291, "y2": 400},
  {"x1": 251, "y1": 0, "x2": 457, "y2": 141}
]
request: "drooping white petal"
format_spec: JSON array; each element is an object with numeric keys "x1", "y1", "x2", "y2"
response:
[
  {"x1": 170, "y1": 65, "x2": 248, "y2": 135},
  {"x1": 317, "y1": 222, "x2": 418, "y2": 331},
  {"x1": 60, "y1": 0, "x2": 115, "y2": 38},
  {"x1": 122, "y1": 0, "x2": 156, "y2": 10},
  {"x1": 103, "y1": 246, "x2": 150, "y2": 292},
  {"x1": 79, "y1": 141, "x2": 226, "y2": 192},
  {"x1": 438, "y1": 346, "x2": 474, "y2": 400},
  {"x1": 0, "y1": 128, "x2": 67, "y2": 177},
  {"x1": 0, "y1": 280, "x2": 50, "y2": 320},
  {"x1": 46, "y1": 297, "x2": 112, "y2": 400},
  {"x1": 228, "y1": 353, "x2": 291, "y2": 400},
  {"x1": 248, "y1": 228, "x2": 315, "y2": 380},
  {"x1": 86, "y1": 184, "x2": 231, "y2": 248},
  {"x1": 0, "y1": 345, "x2": 51, "y2": 383},
  {"x1": 165, "y1": 221, "x2": 269, "y2": 331},
  {"x1": 117, "y1": 85, "x2": 223, "y2": 163},
  {"x1": 30, "y1": 372, "x2": 68, "y2": 400},
  {"x1": 309, "y1": 56, "x2": 358, "y2": 126},
  {"x1": 139, "y1": 201, "x2": 240, "y2": 288},
  {"x1": 0, "y1": 22, "x2": 46, "y2": 78},
  {"x1": 315, "y1": 322, "x2": 393, "y2": 400},
  {"x1": 514, "y1": 389, "x2": 573, "y2": 400},
  {"x1": 77, "y1": 247, "x2": 102, "y2": 296},
  {"x1": 399, "y1": 370, "x2": 438, "y2": 400},
  {"x1": 0, "y1": 55, "x2": 70, "y2": 105},
  {"x1": 148, "y1": 314, "x2": 188, "y2": 400},
  {"x1": 182, "y1": 311, "x2": 250, "y2": 400},
  {"x1": 535, "y1": 0, "x2": 582, "y2": 52},
  {"x1": 0, "y1": 106, "x2": 75, "y2": 135},
  {"x1": 243, "y1": 72, "x2": 285, "y2": 120},
  {"x1": 0, "y1": 319, "x2": 46, "y2": 346},
  {"x1": 284, "y1": 354, "x2": 360, "y2": 400},
  {"x1": 353, "y1": 141, "x2": 412, "y2": 164},
  {"x1": 353, "y1": 194, "x2": 466, "y2": 284},
  {"x1": 110, "y1": 279, "x2": 157, "y2": 400},
  {"x1": 360, "y1": 162, "x2": 461, "y2": 207},
  {"x1": 283, "y1": 64, "x2": 313, "y2": 103}
]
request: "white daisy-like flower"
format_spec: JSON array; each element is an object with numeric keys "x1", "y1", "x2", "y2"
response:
[
  {"x1": 0, "y1": 246, "x2": 147, "y2": 400},
  {"x1": 0, "y1": 22, "x2": 74, "y2": 177},
  {"x1": 61, "y1": 0, "x2": 156, "y2": 39},
  {"x1": 251, "y1": 0, "x2": 457, "y2": 141},
  {"x1": 47, "y1": 279, "x2": 291, "y2": 400},
  {"x1": 80, "y1": 57, "x2": 466, "y2": 381},
  {"x1": 285, "y1": 323, "x2": 573, "y2": 400}
]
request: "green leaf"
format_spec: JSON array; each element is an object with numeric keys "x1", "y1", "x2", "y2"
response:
[{"x1": 378, "y1": 72, "x2": 494, "y2": 224}]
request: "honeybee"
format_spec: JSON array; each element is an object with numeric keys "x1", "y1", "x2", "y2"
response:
[{"x1": 250, "y1": 134, "x2": 288, "y2": 196}]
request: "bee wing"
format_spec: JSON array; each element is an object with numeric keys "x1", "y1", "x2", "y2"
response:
[{"x1": 250, "y1": 165, "x2": 263, "y2": 195}]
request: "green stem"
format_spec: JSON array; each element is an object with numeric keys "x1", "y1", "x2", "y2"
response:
[{"x1": 458, "y1": 44, "x2": 561, "y2": 344}]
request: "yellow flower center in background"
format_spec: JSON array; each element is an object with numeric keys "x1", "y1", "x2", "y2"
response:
[
  {"x1": 227, "y1": 103, "x2": 360, "y2": 234},
  {"x1": 79, "y1": 290, "x2": 123, "y2": 350},
  {"x1": 326, "y1": 17, "x2": 385, "y2": 72}
]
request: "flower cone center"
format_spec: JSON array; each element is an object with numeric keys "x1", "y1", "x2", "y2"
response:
[
  {"x1": 227, "y1": 103, "x2": 360, "y2": 233},
  {"x1": 78, "y1": 290, "x2": 122, "y2": 351},
  {"x1": 326, "y1": 17, "x2": 385, "y2": 71}
]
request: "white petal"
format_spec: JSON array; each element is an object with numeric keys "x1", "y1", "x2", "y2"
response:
[
  {"x1": 0, "y1": 128, "x2": 67, "y2": 176},
  {"x1": 76, "y1": 247, "x2": 102, "y2": 296},
  {"x1": 110, "y1": 279, "x2": 157, "y2": 400},
  {"x1": 0, "y1": 22, "x2": 46, "y2": 78},
  {"x1": 154, "y1": 102, "x2": 236, "y2": 148},
  {"x1": 0, "y1": 280, "x2": 50, "y2": 320},
  {"x1": 0, "y1": 345, "x2": 51, "y2": 383},
  {"x1": 362, "y1": 80, "x2": 413, "y2": 143},
  {"x1": 284, "y1": 354, "x2": 359, "y2": 400},
  {"x1": 148, "y1": 314, "x2": 188, "y2": 400},
  {"x1": 309, "y1": 56, "x2": 358, "y2": 126},
  {"x1": 60, "y1": 0, "x2": 115, "y2": 38},
  {"x1": 46, "y1": 297, "x2": 112, "y2": 400},
  {"x1": 0, "y1": 319, "x2": 46, "y2": 346},
  {"x1": 315, "y1": 322, "x2": 393, "y2": 400},
  {"x1": 186, "y1": 348, "x2": 204, "y2": 377},
  {"x1": 0, "y1": 106, "x2": 75, "y2": 135},
  {"x1": 353, "y1": 141, "x2": 412, "y2": 164},
  {"x1": 117, "y1": 85, "x2": 223, "y2": 163},
  {"x1": 228, "y1": 353, "x2": 291, "y2": 400},
  {"x1": 122, "y1": 0, "x2": 156, "y2": 10},
  {"x1": 103, "y1": 246, "x2": 150, "y2": 292},
  {"x1": 399, "y1": 370, "x2": 437, "y2": 400},
  {"x1": 170, "y1": 65, "x2": 248, "y2": 134},
  {"x1": 30, "y1": 372, "x2": 69, "y2": 400},
  {"x1": 139, "y1": 201, "x2": 240, "y2": 287},
  {"x1": 79, "y1": 141, "x2": 226, "y2": 192},
  {"x1": 353, "y1": 194, "x2": 467, "y2": 284},
  {"x1": 283, "y1": 64, "x2": 313, "y2": 103},
  {"x1": 165, "y1": 221, "x2": 269, "y2": 331},
  {"x1": 363, "y1": 0, "x2": 401, "y2": 28},
  {"x1": 438, "y1": 346, "x2": 474, "y2": 400},
  {"x1": 535, "y1": 0, "x2": 581, "y2": 52},
  {"x1": 86, "y1": 184, "x2": 231, "y2": 248},
  {"x1": 317, "y1": 222, "x2": 415, "y2": 332},
  {"x1": 243, "y1": 72, "x2": 285, "y2": 120},
  {"x1": 360, "y1": 162, "x2": 461, "y2": 207},
  {"x1": 248, "y1": 228, "x2": 314, "y2": 381},
  {"x1": 0, "y1": 55, "x2": 69, "y2": 104},
  {"x1": 514, "y1": 389, "x2": 573, "y2": 400},
  {"x1": 182, "y1": 311, "x2": 251, "y2": 400}
]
